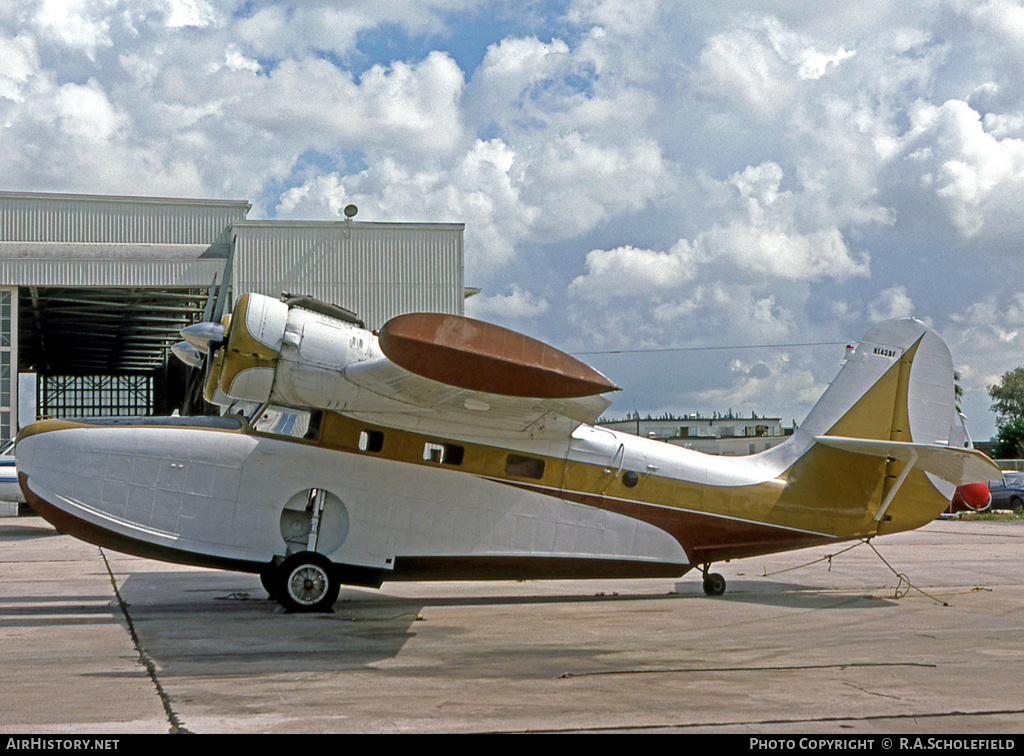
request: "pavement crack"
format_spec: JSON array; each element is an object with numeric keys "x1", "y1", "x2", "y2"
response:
[
  {"x1": 101, "y1": 548, "x2": 189, "y2": 734},
  {"x1": 841, "y1": 681, "x2": 904, "y2": 700},
  {"x1": 559, "y1": 661, "x2": 936, "y2": 679}
]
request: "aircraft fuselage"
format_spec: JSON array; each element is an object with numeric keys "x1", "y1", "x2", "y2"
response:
[{"x1": 16, "y1": 400, "x2": 945, "y2": 591}]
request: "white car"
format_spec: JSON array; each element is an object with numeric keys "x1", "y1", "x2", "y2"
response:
[{"x1": 0, "y1": 438, "x2": 24, "y2": 504}]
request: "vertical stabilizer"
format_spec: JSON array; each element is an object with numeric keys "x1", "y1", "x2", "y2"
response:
[
  {"x1": 756, "y1": 318, "x2": 998, "y2": 538},
  {"x1": 764, "y1": 319, "x2": 960, "y2": 469}
]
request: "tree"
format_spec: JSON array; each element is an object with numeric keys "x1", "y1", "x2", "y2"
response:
[
  {"x1": 994, "y1": 417, "x2": 1024, "y2": 459},
  {"x1": 988, "y1": 367, "x2": 1024, "y2": 426},
  {"x1": 989, "y1": 367, "x2": 1024, "y2": 458}
]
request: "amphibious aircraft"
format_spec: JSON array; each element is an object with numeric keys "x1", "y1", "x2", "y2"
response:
[{"x1": 15, "y1": 292, "x2": 999, "y2": 611}]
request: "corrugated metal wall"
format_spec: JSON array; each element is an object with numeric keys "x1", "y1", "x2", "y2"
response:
[
  {"x1": 0, "y1": 288, "x2": 16, "y2": 438},
  {"x1": 0, "y1": 195, "x2": 465, "y2": 323},
  {"x1": 0, "y1": 258, "x2": 224, "y2": 288},
  {"x1": 0, "y1": 191, "x2": 250, "y2": 245},
  {"x1": 233, "y1": 221, "x2": 465, "y2": 329}
]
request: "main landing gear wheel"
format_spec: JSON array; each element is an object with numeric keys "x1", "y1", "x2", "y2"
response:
[
  {"x1": 276, "y1": 551, "x2": 341, "y2": 613},
  {"x1": 260, "y1": 565, "x2": 281, "y2": 601},
  {"x1": 701, "y1": 565, "x2": 727, "y2": 596}
]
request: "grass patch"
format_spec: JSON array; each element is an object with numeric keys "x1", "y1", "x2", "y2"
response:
[{"x1": 956, "y1": 510, "x2": 1023, "y2": 523}]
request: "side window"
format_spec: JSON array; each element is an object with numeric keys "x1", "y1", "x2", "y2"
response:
[
  {"x1": 424, "y1": 442, "x2": 464, "y2": 465},
  {"x1": 359, "y1": 429, "x2": 385, "y2": 452},
  {"x1": 506, "y1": 454, "x2": 545, "y2": 480}
]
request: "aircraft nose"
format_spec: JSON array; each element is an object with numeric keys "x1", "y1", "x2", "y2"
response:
[
  {"x1": 14, "y1": 417, "x2": 256, "y2": 558},
  {"x1": 15, "y1": 418, "x2": 73, "y2": 471},
  {"x1": 15, "y1": 419, "x2": 84, "y2": 521},
  {"x1": 16, "y1": 418, "x2": 92, "y2": 492}
]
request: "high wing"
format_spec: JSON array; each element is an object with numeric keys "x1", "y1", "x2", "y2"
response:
[
  {"x1": 180, "y1": 293, "x2": 619, "y2": 440},
  {"x1": 340, "y1": 356, "x2": 615, "y2": 438}
]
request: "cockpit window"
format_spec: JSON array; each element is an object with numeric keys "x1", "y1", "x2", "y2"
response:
[
  {"x1": 227, "y1": 400, "x2": 266, "y2": 424},
  {"x1": 253, "y1": 405, "x2": 322, "y2": 440}
]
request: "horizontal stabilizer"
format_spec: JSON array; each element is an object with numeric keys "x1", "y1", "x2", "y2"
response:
[{"x1": 814, "y1": 436, "x2": 1001, "y2": 486}]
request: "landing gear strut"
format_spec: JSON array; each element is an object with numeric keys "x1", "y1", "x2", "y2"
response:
[{"x1": 701, "y1": 564, "x2": 726, "y2": 596}]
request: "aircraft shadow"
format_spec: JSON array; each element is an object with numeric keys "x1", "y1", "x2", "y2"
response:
[
  {"x1": 0, "y1": 523, "x2": 64, "y2": 540},
  {"x1": 703, "y1": 579, "x2": 899, "y2": 609},
  {"x1": 88, "y1": 570, "x2": 903, "y2": 679}
]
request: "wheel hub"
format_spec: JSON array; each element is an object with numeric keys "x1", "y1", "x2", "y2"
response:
[{"x1": 288, "y1": 565, "x2": 328, "y2": 605}]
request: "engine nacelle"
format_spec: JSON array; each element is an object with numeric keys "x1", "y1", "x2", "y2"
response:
[{"x1": 204, "y1": 293, "x2": 379, "y2": 408}]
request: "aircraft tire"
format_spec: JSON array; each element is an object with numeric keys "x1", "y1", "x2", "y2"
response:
[
  {"x1": 702, "y1": 572, "x2": 727, "y2": 596},
  {"x1": 260, "y1": 564, "x2": 281, "y2": 601},
  {"x1": 276, "y1": 551, "x2": 341, "y2": 613}
]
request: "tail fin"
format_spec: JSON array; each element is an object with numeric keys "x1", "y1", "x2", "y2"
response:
[
  {"x1": 801, "y1": 319, "x2": 954, "y2": 445},
  {"x1": 763, "y1": 319, "x2": 999, "y2": 537}
]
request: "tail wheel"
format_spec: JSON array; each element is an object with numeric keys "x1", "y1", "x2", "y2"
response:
[
  {"x1": 701, "y1": 564, "x2": 727, "y2": 596},
  {"x1": 277, "y1": 551, "x2": 340, "y2": 613}
]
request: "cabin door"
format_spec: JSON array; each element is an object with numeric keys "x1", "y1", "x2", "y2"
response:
[{"x1": 563, "y1": 425, "x2": 645, "y2": 497}]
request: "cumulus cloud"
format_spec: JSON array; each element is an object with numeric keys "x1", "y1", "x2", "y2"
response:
[
  {"x1": 33, "y1": 0, "x2": 114, "y2": 60},
  {"x1": 276, "y1": 137, "x2": 533, "y2": 275},
  {"x1": 234, "y1": 0, "x2": 477, "y2": 60},
  {"x1": 902, "y1": 98, "x2": 1024, "y2": 239},
  {"x1": 697, "y1": 27, "x2": 797, "y2": 119},
  {"x1": 465, "y1": 35, "x2": 572, "y2": 132},
  {"x1": 946, "y1": 293, "x2": 1024, "y2": 389},
  {"x1": 0, "y1": 32, "x2": 40, "y2": 102},
  {"x1": 6, "y1": 1, "x2": 1024, "y2": 438},
  {"x1": 569, "y1": 242, "x2": 696, "y2": 302},
  {"x1": 689, "y1": 354, "x2": 824, "y2": 421},
  {"x1": 567, "y1": 158, "x2": 868, "y2": 355},
  {"x1": 868, "y1": 285, "x2": 916, "y2": 323},
  {"x1": 465, "y1": 284, "x2": 549, "y2": 320}
]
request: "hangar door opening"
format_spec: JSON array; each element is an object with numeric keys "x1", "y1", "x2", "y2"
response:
[{"x1": 19, "y1": 286, "x2": 219, "y2": 420}]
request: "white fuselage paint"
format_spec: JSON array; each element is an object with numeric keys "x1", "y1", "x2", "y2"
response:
[{"x1": 15, "y1": 422, "x2": 690, "y2": 571}]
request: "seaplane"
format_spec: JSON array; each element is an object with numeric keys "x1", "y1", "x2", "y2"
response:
[{"x1": 15, "y1": 292, "x2": 999, "y2": 611}]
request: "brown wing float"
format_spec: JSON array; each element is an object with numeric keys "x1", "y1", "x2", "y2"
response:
[{"x1": 378, "y1": 313, "x2": 619, "y2": 399}]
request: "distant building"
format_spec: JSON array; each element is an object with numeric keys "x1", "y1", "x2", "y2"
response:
[{"x1": 599, "y1": 412, "x2": 796, "y2": 456}]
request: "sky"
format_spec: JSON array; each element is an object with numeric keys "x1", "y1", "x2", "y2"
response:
[{"x1": 3, "y1": 0, "x2": 1024, "y2": 441}]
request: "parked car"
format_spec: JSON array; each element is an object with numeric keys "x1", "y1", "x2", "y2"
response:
[
  {"x1": 948, "y1": 481, "x2": 991, "y2": 513},
  {"x1": 986, "y1": 472, "x2": 1024, "y2": 511}
]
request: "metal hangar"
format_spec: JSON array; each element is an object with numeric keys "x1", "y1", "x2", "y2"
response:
[{"x1": 0, "y1": 191, "x2": 465, "y2": 441}]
